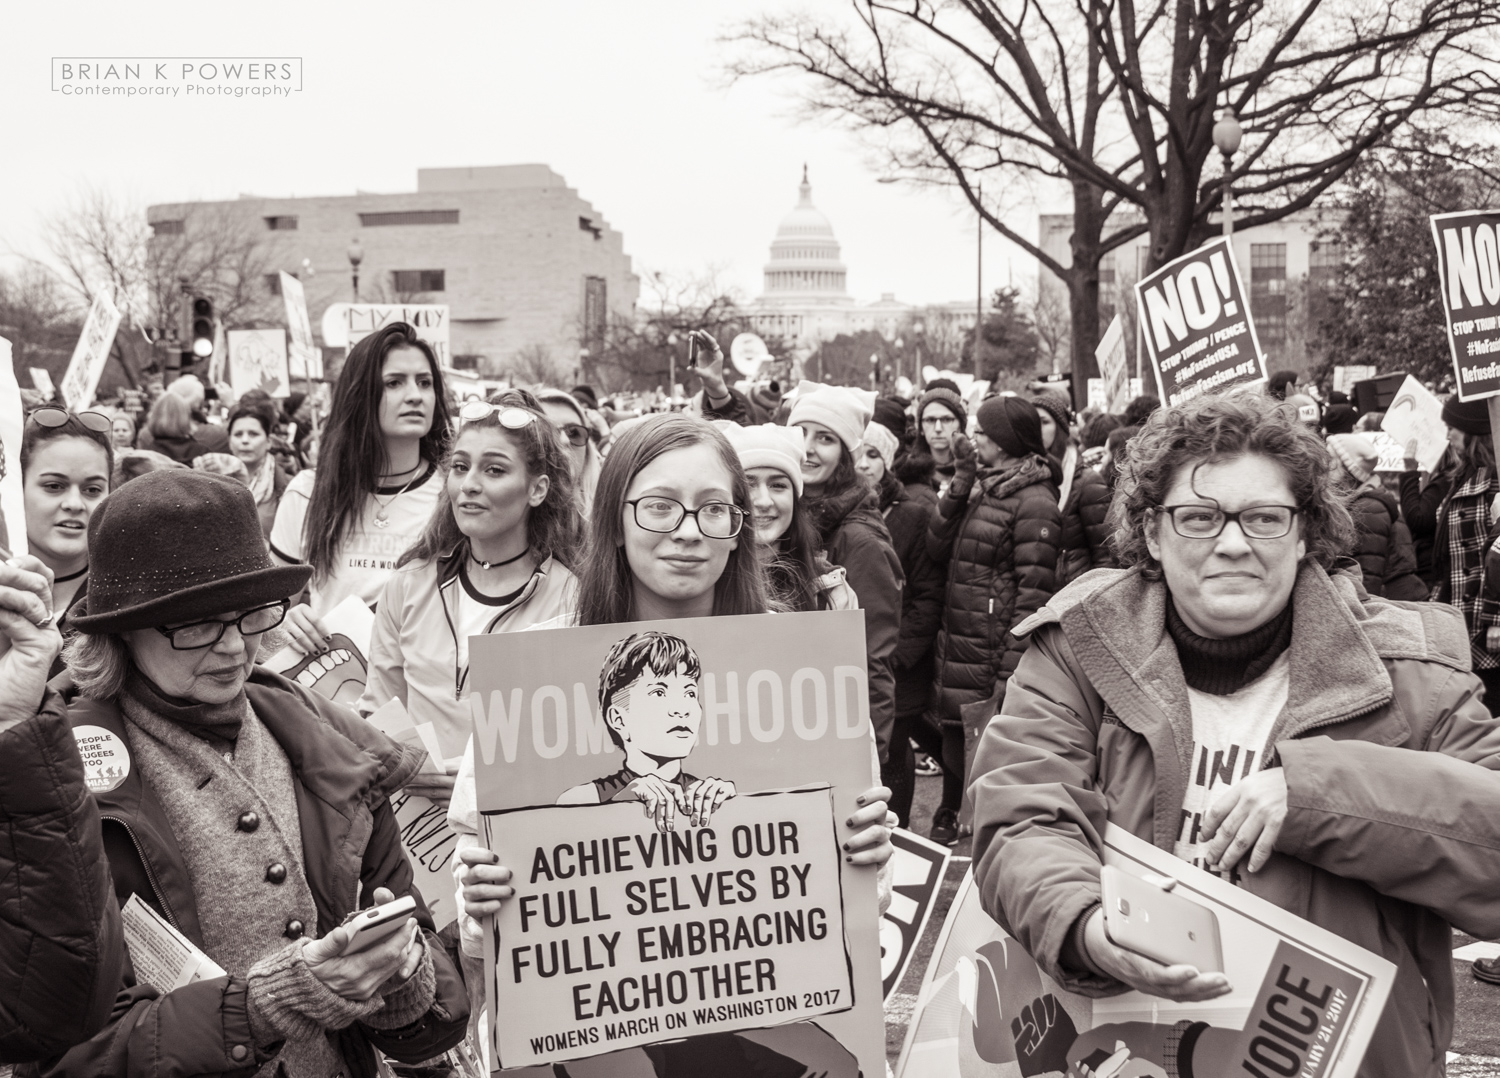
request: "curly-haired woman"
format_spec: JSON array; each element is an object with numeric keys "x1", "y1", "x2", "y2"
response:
[{"x1": 970, "y1": 390, "x2": 1500, "y2": 1078}]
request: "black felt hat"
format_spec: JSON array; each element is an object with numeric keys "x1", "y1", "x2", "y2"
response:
[{"x1": 70, "y1": 470, "x2": 312, "y2": 634}]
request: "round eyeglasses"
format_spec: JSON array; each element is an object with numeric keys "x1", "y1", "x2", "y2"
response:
[
  {"x1": 156, "y1": 601, "x2": 289, "y2": 650},
  {"x1": 29, "y1": 406, "x2": 113, "y2": 434},
  {"x1": 1157, "y1": 504, "x2": 1299, "y2": 540},
  {"x1": 626, "y1": 497, "x2": 746, "y2": 539},
  {"x1": 554, "y1": 422, "x2": 590, "y2": 448},
  {"x1": 458, "y1": 401, "x2": 538, "y2": 428}
]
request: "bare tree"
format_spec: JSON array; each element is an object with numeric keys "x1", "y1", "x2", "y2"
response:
[
  {"x1": 1031, "y1": 284, "x2": 1071, "y2": 375},
  {"x1": 0, "y1": 263, "x2": 81, "y2": 380},
  {"x1": 726, "y1": 0, "x2": 1500, "y2": 406},
  {"x1": 509, "y1": 343, "x2": 563, "y2": 387}
]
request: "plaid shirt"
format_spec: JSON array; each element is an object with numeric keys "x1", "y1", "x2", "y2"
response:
[{"x1": 1437, "y1": 470, "x2": 1500, "y2": 669}]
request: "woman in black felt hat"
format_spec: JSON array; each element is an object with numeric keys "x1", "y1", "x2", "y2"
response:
[{"x1": 33, "y1": 469, "x2": 468, "y2": 1078}]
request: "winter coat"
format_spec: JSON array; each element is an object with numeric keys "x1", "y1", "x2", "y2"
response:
[
  {"x1": 1399, "y1": 468, "x2": 1452, "y2": 587},
  {"x1": 1054, "y1": 445, "x2": 1115, "y2": 584},
  {"x1": 805, "y1": 483, "x2": 903, "y2": 763},
  {"x1": 44, "y1": 669, "x2": 470, "y2": 1078},
  {"x1": 926, "y1": 454, "x2": 1061, "y2": 722},
  {"x1": 971, "y1": 562, "x2": 1500, "y2": 1078},
  {"x1": 359, "y1": 549, "x2": 579, "y2": 760},
  {"x1": 878, "y1": 469, "x2": 945, "y2": 718},
  {"x1": 0, "y1": 692, "x2": 123, "y2": 1064},
  {"x1": 1432, "y1": 467, "x2": 1500, "y2": 670},
  {"x1": 1348, "y1": 485, "x2": 1429, "y2": 601},
  {"x1": 143, "y1": 432, "x2": 209, "y2": 466}
]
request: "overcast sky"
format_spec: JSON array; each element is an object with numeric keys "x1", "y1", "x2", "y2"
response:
[{"x1": 1, "y1": 0, "x2": 1061, "y2": 309}]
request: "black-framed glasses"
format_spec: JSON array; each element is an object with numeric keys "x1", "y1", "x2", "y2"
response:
[
  {"x1": 555, "y1": 422, "x2": 590, "y2": 448},
  {"x1": 29, "y1": 406, "x2": 113, "y2": 434},
  {"x1": 156, "y1": 601, "x2": 289, "y2": 650},
  {"x1": 1157, "y1": 504, "x2": 1299, "y2": 540},
  {"x1": 458, "y1": 400, "x2": 537, "y2": 428},
  {"x1": 626, "y1": 497, "x2": 745, "y2": 539},
  {"x1": 921, "y1": 414, "x2": 961, "y2": 429}
]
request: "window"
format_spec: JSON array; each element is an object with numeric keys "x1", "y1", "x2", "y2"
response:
[
  {"x1": 578, "y1": 216, "x2": 602, "y2": 239},
  {"x1": 358, "y1": 210, "x2": 459, "y2": 227},
  {"x1": 264, "y1": 273, "x2": 282, "y2": 296},
  {"x1": 451, "y1": 354, "x2": 481, "y2": 371},
  {"x1": 392, "y1": 270, "x2": 445, "y2": 293},
  {"x1": 263, "y1": 215, "x2": 298, "y2": 231},
  {"x1": 583, "y1": 276, "x2": 607, "y2": 352},
  {"x1": 1307, "y1": 241, "x2": 1343, "y2": 332},
  {"x1": 1250, "y1": 243, "x2": 1288, "y2": 346},
  {"x1": 151, "y1": 219, "x2": 184, "y2": 236}
]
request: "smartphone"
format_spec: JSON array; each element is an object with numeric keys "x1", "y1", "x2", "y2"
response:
[
  {"x1": 1100, "y1": 866, "x2": 1223, "y2": 973},
  {"x1": 341, "y1": 895, "x2": 417, "y2": 955}
]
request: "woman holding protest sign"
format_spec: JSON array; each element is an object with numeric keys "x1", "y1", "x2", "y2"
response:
[
  {"x1": 970, "y1": 391, "x2": 1500, "y2": 1078},
  {"x1": 358, "y1": 389, "x2": 583, "y2": 793},
  {"x1": 271, "y1": 323, "x2": 451, "y2": 654}
]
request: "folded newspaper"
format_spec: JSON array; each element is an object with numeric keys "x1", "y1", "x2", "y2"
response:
[
  {"x1": 897, "y1": 824, "x2": 1396, "y2": 1078},
  {"x1": 122, "y1": 893, "x2": 227, "y2": 992}
]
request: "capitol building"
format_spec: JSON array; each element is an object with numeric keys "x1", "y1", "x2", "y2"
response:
[{"x1": 749, "y1": 168, "x2": 981, "y2": 352}]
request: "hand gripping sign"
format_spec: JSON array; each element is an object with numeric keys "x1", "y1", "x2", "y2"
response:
[
  {"x1": 1135, "y1": 237, "x2": 1268, "y2": 407},
  {"x1": 468, "y1": 611, "x2": 883, "y2": 1076}
]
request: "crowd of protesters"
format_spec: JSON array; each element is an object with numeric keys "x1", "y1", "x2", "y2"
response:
[{"x1": 3, "y1": 325, "x2": 1500, "y2": 1077}]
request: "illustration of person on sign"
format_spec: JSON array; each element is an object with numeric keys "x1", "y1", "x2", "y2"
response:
[{"x1": 557, "y1": 631, "x2": 736, "y2": 832}]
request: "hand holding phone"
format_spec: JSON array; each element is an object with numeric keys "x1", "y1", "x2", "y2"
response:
[
  {"x1": 686, "y1": 330, "x2": 729, "y2": 400},
  {"x1": 340, "y1": 894, "x2": 417, "y2": 955}
]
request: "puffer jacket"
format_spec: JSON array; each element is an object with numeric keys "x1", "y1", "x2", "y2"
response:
[
  {"x1": 43, "y1": 669, "x2": 470, "y2": 1078},
  {"x1": 926, "y1": 454, "x2": 1061, "y2": 721},
  {"x1": 1055, "y1": 444, "x2": 1115, "y2": 584},
  {"x1": 1398, "y1": 466, "x2": 1452, "y2": 586},
  {"x1": 971, "y1": 562, "x2": 1500, "y2": 1078},
  {"x1": 878, "y1": 469, "x2": 945, "y2": 717},
  {"x1": 805, "y1": 482, "x2": 903, "y2": 763},
  {"x1": 0, "y1": 692, "x2": 123, "y2": 1063},
  {"x1": 1348, "y1": 486, "x2": 1428, "y2": 601}
]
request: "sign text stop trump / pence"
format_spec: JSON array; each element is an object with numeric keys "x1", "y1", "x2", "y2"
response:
[{"x1": 484, "y1": 789, "x2": 853, "y2": 1067}]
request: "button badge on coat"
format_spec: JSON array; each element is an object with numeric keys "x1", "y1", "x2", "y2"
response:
[{"x1": 73, "y1": 725, "x2": 131, "y2": 794}]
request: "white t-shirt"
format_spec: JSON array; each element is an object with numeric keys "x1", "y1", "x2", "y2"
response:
[
  {"x1": 269, "y1": 464, "x2": 442, "y2": 618},
  {"x1": 1172, "y1": 653, "x2": 1289, "y2": 883}
]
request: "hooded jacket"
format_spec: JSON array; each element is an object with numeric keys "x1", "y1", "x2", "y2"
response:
[
  {"x1": 359, "y1": 549, "x2": 579, "y2": 760},
  {"x1": 878, "y1": 469, "x2": 945, "y2": 716},
  {"x1": 926, "y1": 454, "x2": 1061, "y2": 720},
  {"x1": 971, "y1": 563, "x2": 1500, "y2": 1078},
  {"x1": 43, "y1": 669, "x2": 469, "y2": 1078},
  {"x1": 1348, "y1": 485, "x2": 1428, "y2": 601},
  {"x1": 1054, "y1": 444, "x2": 1116, "y2": 584}
]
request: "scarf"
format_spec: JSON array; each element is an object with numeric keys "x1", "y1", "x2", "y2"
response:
[
  {"x1": 1165, "y1": 596, "x2": 1294, "y2": 696},
  {"x1": 803, "y1": 482, "x2": 879, "y2": 545},
  {"x1": 247, "y1": 457, "x2": 277, "y2": 506},
  {"x1": 123, "y1": 666, "x2": 248, "y2": 751}
]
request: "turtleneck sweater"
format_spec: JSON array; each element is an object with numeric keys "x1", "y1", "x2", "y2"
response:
[
  {"x1": 1165, "y1": 596, "x2": 1294, "y2": 696},
  {"x1": 122, "y1": 666, "x2": 248, "y2": 755}
]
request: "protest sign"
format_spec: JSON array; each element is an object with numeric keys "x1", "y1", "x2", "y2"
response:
[
  {"x1": 0, "y1": 338, "x2": 25, "y2": 555},
  {"x1": 1333, "y1": 365, "x2": 1377, "y2": 397},
  {"x1": 882, "y1": 829, "x2": 951, "y2": 1000},
  {"x1": 29, "y1": 368, "x2": 55, "y2": 400},
  {"x1": 1370, "y1": 431, "x2": 1407, "y2": 474},
  {"x1": 1095, "y1": 314, "x2": 1129, "y2": 413},
  {"x1": 1135, "y1": 237, "x2": 1266, "y2": 407},
  {"x1": 227, "y1": 328, "x2": 290, "y2": 399},
  {"x1": 279, "y1": 271, "x2": 323, "y2": 380},
  {"x1": 58, "y1": 291, "x2": 122, "y2": 411},
  {"x1": 261, "y1": 593, "x2": 373, "y2": 706},
  {"x1": 1431, "y1": 211, "x2": 1500, "y2": 401},
  {"x1": 335, "y1": 303, "x2": 451, "y2": 367},
  {"x1": 1380, "y1": 375, "x2": 1447, "y2": 473},
  {"x1": 468, "y1": 610, "x2": 883, "y2": 1076},
  {"x1": 896, "y1": 824, "x2": 1394, "y2": 1078}
]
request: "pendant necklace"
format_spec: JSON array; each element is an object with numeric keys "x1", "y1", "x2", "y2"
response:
[
  {"x1": 470, "y1": 545, "x2": 529, "y2": 571},
  {"x1": 372, "y1": 470, "x2": 421, "y2": 529}
]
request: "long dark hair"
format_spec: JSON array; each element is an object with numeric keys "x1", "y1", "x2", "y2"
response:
[
  {"x1": 399, "y1": 389, "x2": 583, "y2": 570},
  {"x1": 765, "y1": 496, "x2": 832, "y2": 612},
  {"x1": 1443, "y1": 431, "x2": 1496, "y2": 487},
  {"x1": 303, "y1": 323, "x2": 452, "y2": 583},
  {"x1": 804, "y1": 441, "x2": 860, "y2": 503},
  {"x1": 577, "y1": 414, "x2": 771, "y2": 625}
]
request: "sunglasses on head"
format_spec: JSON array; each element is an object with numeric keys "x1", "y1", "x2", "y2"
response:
[
  {"x1": 29, "y1": 406, "x2": 113, "y2": 434},
  {"x1": 458, "y1": 400, "x2": 538, "y2": 428}
]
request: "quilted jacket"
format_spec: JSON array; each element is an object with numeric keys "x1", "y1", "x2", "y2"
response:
[
  {"x1": 1348, "y1": 486, "x2": 1428, "y2": 601},
  {"x1": 1055, "y1": 446, "x2": 1116, "y2": 584}
]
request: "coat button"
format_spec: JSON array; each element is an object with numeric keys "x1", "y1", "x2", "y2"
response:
[
  {"x1": 265, "y1": 863, "x2": 287, "y2": 885},
  {"x1": 230, "y1": 1044, "x2": 249, "y2": 1062},
  {"x1": 237, "y1": 811, "x2": 260, "y2": 833},
  {"x1": 284, "y1": 919, "x2": 304, "y2": 939}
]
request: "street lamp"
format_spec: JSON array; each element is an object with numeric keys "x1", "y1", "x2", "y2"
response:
[
  {"x1": 869, "y1": 352, "x2": 880, "y2": 389},
  {"x1": 894, "y1": 337, "x2": 903, "y2": 384},
  {"x1": 666, "y1": 332, "x2": 678, "y2": 403},
  {"x1": 1212, "y1": 108, "x2": 1243, "y2": 239},
  {"x1": 347, "y1": 239, "x2": 364, "y2": 303}
]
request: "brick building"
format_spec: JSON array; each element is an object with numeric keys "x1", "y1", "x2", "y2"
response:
[{"x1": 147, "y1": 164, "x2": 639, "y2": 378}]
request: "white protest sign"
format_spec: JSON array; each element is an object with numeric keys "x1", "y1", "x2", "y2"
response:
[
  {"x1": 1095, "y1": 314, "x2": 1129, "y2": 413},
  {"x1": 0, "y1": 338, "x2": 26, "y2": 555},
  {"x1": 58, "y1": 292, "x2": 122, "y2": 411},
  {"x1": 1380, "y1": 375, "x2": 1447, "y2": 473},
  {"x1": 280, "y1": 272, "x2": 323, "y2": 381},
  {"x1": 29, "y1": 368, "x2": 55, "y2": 400},
  {"x1": 881, "y1": 829, "x2": 950, "y2": 1000},
  {"x1": 1087, "y1": 378, "x2": 1106, "y2": 411},
  {"x1": 260, "y1": 594, "x2": 374, "y2": 708},
  {"x1": 1370, "y1": 431, "x2": 1407, "y2": 474},
  {"x1": 1333, "y1": 365, "x2": 1377, "y2": 397},
  {"x1": 340, "y1": 304, "x2": 451, "y2": 366},
  {"x1": 227, "y1": 328, "x2": 290, "y2": 399},
  {"x1": 1135, "y1": 237, "x2": 1267, "y2": 407}
]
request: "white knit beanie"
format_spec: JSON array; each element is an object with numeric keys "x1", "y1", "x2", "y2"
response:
[
  {"x1": 860, "y1": 422, "x2": 899, "y2": 472},
  {"x1": 719, "y1": 422, "x2": 806, "y2": 497},
  {"x1": 787, "y1": 381, "x2": 876, "y2": 453},
  {"x1": 1326, "y1": 433, "x2": 1378, "y2": 485}
]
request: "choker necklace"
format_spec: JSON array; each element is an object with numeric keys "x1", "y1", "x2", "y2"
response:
[
  {"x1": 54, "y1": 565, "x2": 88, "y2": 584},
  {"x1": 372, "y1": 469, "x2": 422, "y2": 529},
  {"x1": 470, "y1": 546, "x2": 529, "y2": 570}
]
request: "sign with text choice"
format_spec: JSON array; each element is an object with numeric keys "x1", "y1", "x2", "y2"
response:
[
  {"x1": 345, "y1": 304, "x2": 450, "y2": 366},
  {"x1": 1430, "y1": 210, "x2": 1500, "y2": 401},
  {"x1": 1095, "y1": 314, "x2": 1129, "y2": 413},
  {"x1": 59, "y1": 292, "x2": 122, "y2": 411},
  {"x1": 485, "y1": 791, "x2": 852, "y2": 1067},
  {"x1": 279, "y1": 272, "x2": 321, "y2": 380},
  {"x1": 1135, "y1": 237, "x2": 1266, "y2": 407}
]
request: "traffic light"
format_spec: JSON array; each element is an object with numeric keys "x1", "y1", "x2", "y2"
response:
[{"x1": 189, "y1": 296, "x2": 215, "y2": 359}]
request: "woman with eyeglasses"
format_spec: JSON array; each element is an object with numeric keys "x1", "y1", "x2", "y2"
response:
[
  {"x1": 357, "y1": 390, "x2": 584, "y2": 802},
  {"x1": 968, "y1": 393, "x2": 1500, "y2": 1076},
  {"x1": 37, "y1": 469, "x2": 469, "y2": 1078},
  {"x1": 21, "y1": 407, "x2": 113, "y2": 653},
  {"x1": 534, "y1": 387, "x2": 602, "y2": 519},
  {"x1": 271, "y1": 323, "x2": 451, "y2": 657}
]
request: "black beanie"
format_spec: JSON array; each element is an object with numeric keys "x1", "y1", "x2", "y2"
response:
[
  {"x1": 977, "y1": 396, "x2": 1046, "y2": 459},
  {"x1": 872, "y1": 397, "x2": 907, "y2": 441},
  {"x1": 1321, "y1": 403, "x2": 1357, "y2": 436},
  {"x1": 1443, "y1": 396, "x2": 1491, "y2": 436}
]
